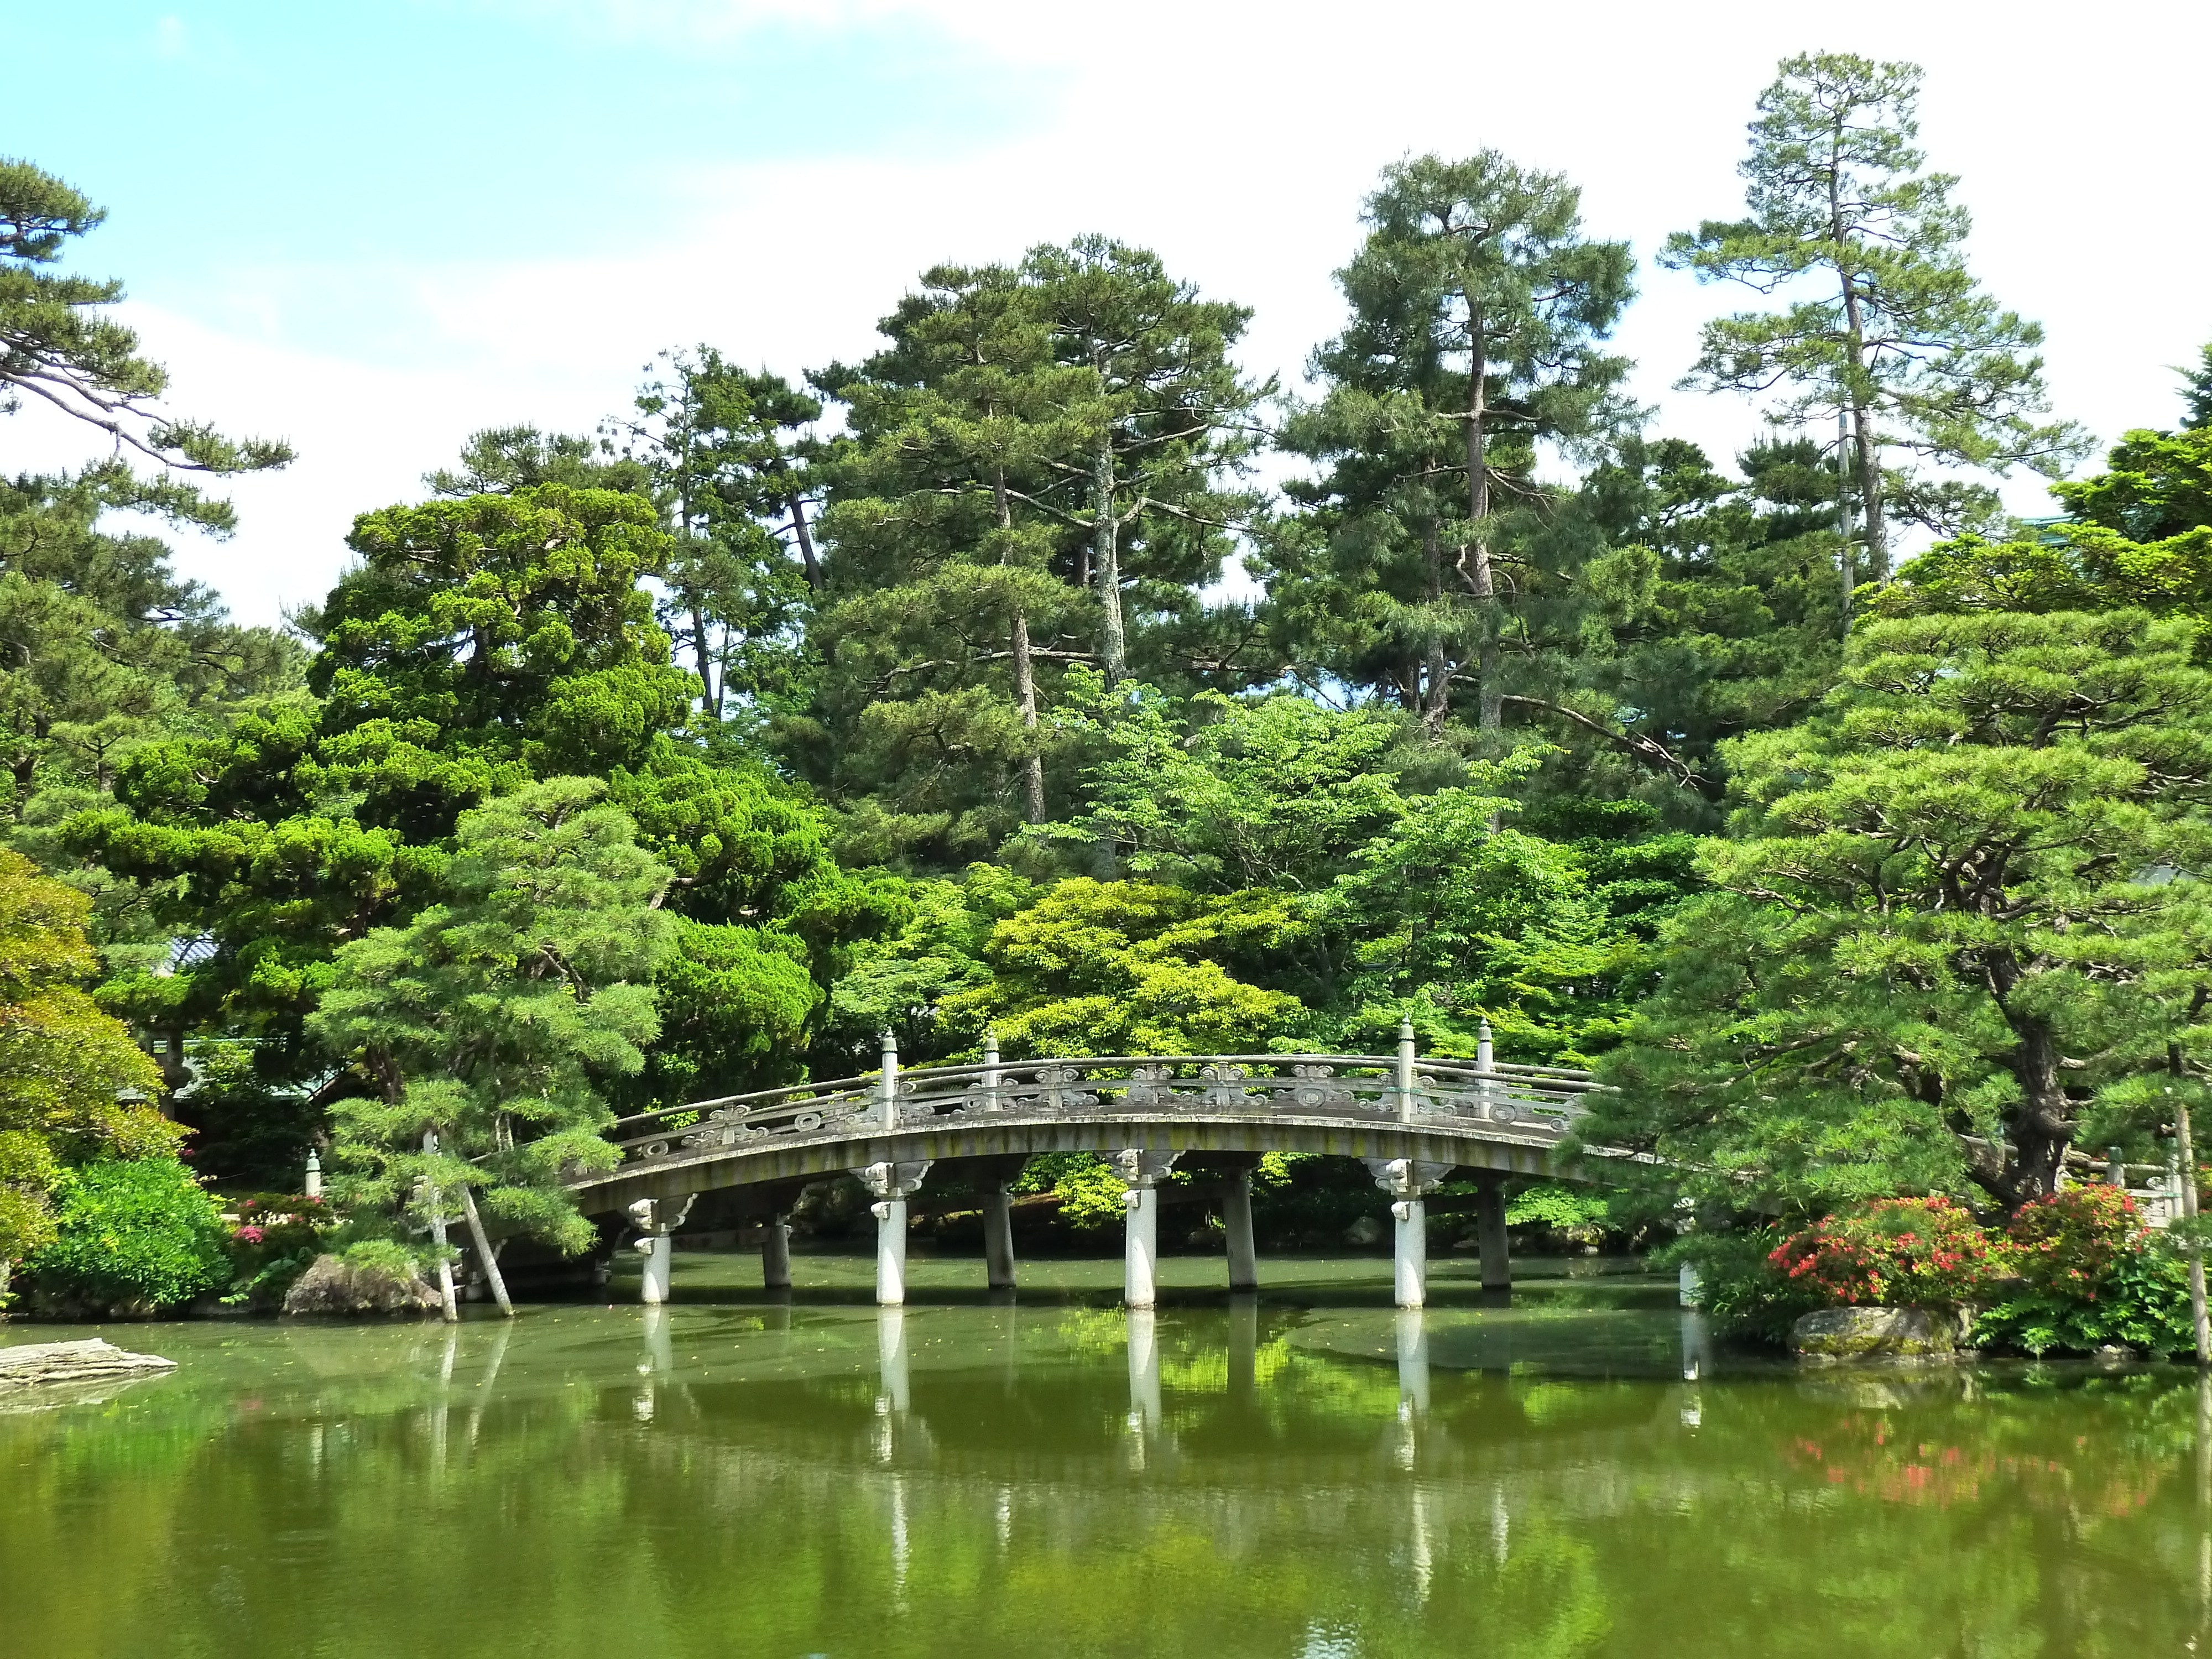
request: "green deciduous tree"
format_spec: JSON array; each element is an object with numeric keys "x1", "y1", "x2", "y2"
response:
[
  {"x1": 1663, "y1": 54, "x2": 2088, "y2": 590},
  {"x1": 311, "y1": 776, "x2": 673, "y2": 1257},
  {"x1": 1587, "y1": 611, "x2": 2212, "y2": 1215},
  {"x1": 0, "y1": 848, "x2": 173, "y2": 1286}
]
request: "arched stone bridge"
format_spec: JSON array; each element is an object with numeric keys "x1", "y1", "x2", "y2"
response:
[{"x1": 578, "y1": 1023, "x2": 1608, "y2": 1311}]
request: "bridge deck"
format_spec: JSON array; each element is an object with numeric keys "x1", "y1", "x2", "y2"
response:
[{"x1": 575, "y1": 1050, "x2": 1602, "y2": 1216}]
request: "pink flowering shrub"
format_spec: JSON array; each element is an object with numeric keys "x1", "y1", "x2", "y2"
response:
[
  {"x1": 1768, "y1": 1196, "x2": 2008, "y2": 1310},
  {"x1": 2004, "y1": 1184, "x2": 2140, "y2": 1301}
]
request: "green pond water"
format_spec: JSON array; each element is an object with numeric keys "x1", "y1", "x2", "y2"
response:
[{"x1": 3, "y1": 1250, "x2": 2207, "y2": 1657}]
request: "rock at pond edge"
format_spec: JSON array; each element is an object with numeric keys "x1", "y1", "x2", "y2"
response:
[
  {"x1": 283, "y1": 1254, "x2": 442, "y2": 1317},
  {"x1": 0, "y1": 1339, "x2": 177, "y2": 1389},
  {"x1": 1792, "y1": 1306, "x2": 1958, "y2": 1365}
]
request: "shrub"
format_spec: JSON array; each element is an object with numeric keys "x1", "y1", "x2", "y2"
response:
[
  {"x1": 2006, "y1": 1184, "x2": 2139, "y2": 1296},
  {"x1": 1973, "y1": 1243, "x2": 2195, "y2": 1357},
  {"x1": 1768, "y1": 1196, "x2": 2008, "y2": 1310},
  {"x1": 1663, "y1": 1227, "x2": 1824, "y2": 1343},
  {"x1": 220, "y1": 1192, "x2": 332, "y2": 1310},
  {"x1": 1974, "y1": 1184, "x2": 2193, "y2": 1356},
  {"x1": 28, "y1": 1157, "x2": 232, "y2": 1313}
]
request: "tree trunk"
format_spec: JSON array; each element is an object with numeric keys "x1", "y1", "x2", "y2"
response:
[
  {"x1": 1463, "y1": 310, "x2": 1500, "y2": 732},
  {"x1": 1091, "y1": 431, "x2": 1126, "y2": 685},
  {"x1": 459, "y1": 1185, "x2": 514, "y2": 1319},
  {"x1": 1418, "y1": 509, "x2": 1449, "y2": 734},
  {"x1": 1827, "y1": 127, "x2": 1888, "y2": 586},
  {"x1": 1011, "y1": 611, "x2": 1046, "y2": 823},
  {"x1": 690, "y1": 603, "x2": 717, "y2": 718},
  {"x1": 1997, "y1": 1010, "x2": 2073, "y2": 1207},
  {"x1": 996, "y1": 467, "x2": 1046, "y2": 822},
  {"x1": 782, "y1": 487, "x2": 823, "y2": 591}
]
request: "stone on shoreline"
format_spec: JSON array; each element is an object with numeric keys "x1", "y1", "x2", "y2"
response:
[
  {"x1": 282, "y1": 1254, "x2": 442, "y2": 1317},
  {"x1": 1792, "y1": 1306, "x2": 1958, "y2": 1364},
  {"x1": 0, "y1": 1339, "x2": 178, "y2": 1390}
]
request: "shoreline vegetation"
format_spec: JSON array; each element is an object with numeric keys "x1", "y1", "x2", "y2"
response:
[{"x1": 4, "y1": 52, "x2": 2212, "y2": 1361}]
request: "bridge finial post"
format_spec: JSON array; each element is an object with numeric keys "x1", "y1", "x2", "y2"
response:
[
  {"x1": 1396, "y1": 1018, "x2": 1417, "y2": 1125},
  {"x1": 982, "y1": 1028, "x2": 1001, "y2": 1111},
  {"x1": 879, "y1": 1030, "x2": 900, "y2": 1132}
]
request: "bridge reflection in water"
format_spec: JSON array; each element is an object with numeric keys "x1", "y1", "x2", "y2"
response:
[
  {"x1": 8, "y1": 1295, "x2": 2204, "y2": 1657},
  {"x1": 587, "y1": 1021, "x2": 1610, "y2": 1310}
]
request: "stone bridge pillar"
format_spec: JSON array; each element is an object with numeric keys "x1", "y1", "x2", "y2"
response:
[
  {"x1": 760, "y1": 1214, "x2": 792, "y2": 1292},
  {"x1": 1113, "y1": 1149, "x2": 1182, "y2": 1309},
  {"x1": 1364, "y1": 1160, "x2": 1452, "y2": 1308},
  {"x1": 627, "y1": 1196, "x2": 695, "y2": 1306},
  {"x1": 858, "y1": 1161, "x2": 932, "y2": 1306}
]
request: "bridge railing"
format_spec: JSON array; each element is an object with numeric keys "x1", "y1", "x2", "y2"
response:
[{"x1": 597, "y1": 1051, "x2": 1606, "y2": 1176}]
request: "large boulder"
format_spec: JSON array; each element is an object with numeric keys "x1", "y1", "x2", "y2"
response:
[
  {"x1": 1792, "y1": 1306, "x2": 1957, "y2": 1364},
  {"x1": 0, "y1": 1339, "x2": 176, "y2": 1390},
  {"x1": 282, "y1": 1254, "x2": 442, "y2": 1317},
  {"x1": 1343, "y1": 1214, "x2": 1385, "y2": 1247}
]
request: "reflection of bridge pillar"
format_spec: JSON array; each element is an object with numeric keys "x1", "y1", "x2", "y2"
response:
[
  {"x1": 1222, "y1": 1167, "x2": 1259, "y2": 1292},
  {"x1": 858, "y1": 1161, "x2": 933, "y2": 1306},
  {"x1": 1228, "y1": 1293, "x2": 1259, "y2": 1400},
  {"x1": 1113, "y1": 1149, "x2": 1182, "y2": 1308},
  {"x1": 1395, "y1": 1307, "x2": 1430, "y2": 1416},
  {"x1": 1474, "y1": 1172, "x2": 1512, "y2": 1291},
  {"x1": 761, "y1": 1214, "x2": 792, "y2": 1291},
  {"x1": 878, "y1": 1305, "x2": 911, "y2": 1416},
  {"x1": 1365, "y1": 1160, "x2": 1451, "y2": 1309},
  {"x1": 1127, "y1": 1307, "x2": 1162, "y2": 1432},
  {"x1": 984, "y1": 1187, "x2": 1017, "y2": 1291}
]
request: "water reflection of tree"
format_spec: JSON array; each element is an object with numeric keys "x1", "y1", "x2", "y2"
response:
[{"x1": 1, "y1": 1322, "x2": 2207, "y2": 1656}]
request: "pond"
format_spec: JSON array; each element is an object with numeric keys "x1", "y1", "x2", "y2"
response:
[{"x1": 2, "y1": 1250, "x2": 2204, "y2": 1657}]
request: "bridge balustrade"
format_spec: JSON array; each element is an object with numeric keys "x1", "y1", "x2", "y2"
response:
[{"x1": 593, "y1": 1025, "x2": 1609, "y2": 1311}]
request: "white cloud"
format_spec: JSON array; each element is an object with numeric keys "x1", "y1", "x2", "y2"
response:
[{"x1": 38, "y1": 0, "x2": 2212, "y2": 625}]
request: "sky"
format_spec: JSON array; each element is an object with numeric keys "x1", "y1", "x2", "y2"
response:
[{"x1": 8, "y1": 0, "x2": 2211, "y2": 628}]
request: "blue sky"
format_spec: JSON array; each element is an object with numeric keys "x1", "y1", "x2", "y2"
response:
[
  {"x1": 20, "y1": 4, "x2": 1042, "y2": 307},
  {"x1": 9, "y1": 1, "x2": 2211, "y2": 624}
]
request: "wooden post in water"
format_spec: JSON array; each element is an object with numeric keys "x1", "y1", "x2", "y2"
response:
[
  {"x1": 422, "y1": 1130, "x2": 458, "y2": 1323},
  {"x1": 458, "y1": 1185, "x2": 514, "y2": 1318},
  {"x1": 2178, "y1": 1091, "x2": 2209, "y2": 1365}
]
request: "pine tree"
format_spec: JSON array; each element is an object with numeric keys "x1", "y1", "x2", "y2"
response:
[
  {"x1": 311, "y1": 777, "x2": 673, "y2": 1260},
  {"x1": 1663, "y1": 53, "x2": 2088, "y2": 589},
  {"x1": 1, "y1": 158, "x2": 290, "y2": 478},
  {"x1": 1276, "y1": 153, "x2": 1635, "y2": 732}
]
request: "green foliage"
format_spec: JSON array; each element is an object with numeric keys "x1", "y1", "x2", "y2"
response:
[
  {"x1": 1504, "y1": 1182, "x2": 1615, "y2": 1244},
  {"x1": 1035, "y1": 677, "x2": 1418, "y2": 893},
  {"x1": 1589, "y1": 609, "x2": 2212, "y2": 1214},
  {"x1": 1663, "y1": 54, "x2": 2086, "y2": 578},
  {"x1": 312, "y1": 776, "x2": 674, "y2": 1255},
  {"x1": 0, "y1": 848, "x2": 172, "y2": 1266},
  {"x1": 1768, "y1": 1196, "x2": 2008, "y2": 1308},
  {"x1": 0, "y1": 158, "x2": 291, "y2": 478},
  {"x1": 951, "y1": 878, "x2": 1308, "y2": 1058},
  {"x1": 26, "y1": 1156, "x2": 230, "y2": 1311},
  {"x1": 1271, "y1": 150, "x2": 1634, "y2": 731},
  {"x1": 1974, "y1": 1241, "x2": 2195, "y2": 1357}
]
